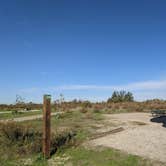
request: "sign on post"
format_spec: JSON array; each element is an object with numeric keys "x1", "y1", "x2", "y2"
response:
[{"x1": 43, "y1": 94, "x2": 51, "y2": 158}]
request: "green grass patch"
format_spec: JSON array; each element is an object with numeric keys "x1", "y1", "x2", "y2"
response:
[{"x1": 54, "y1": 147, "x2": 152, "y2": 166}]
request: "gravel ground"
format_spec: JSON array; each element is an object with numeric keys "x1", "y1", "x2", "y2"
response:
[{"x1": 89, "y1": 113, "x2": 166, "y2": 163}]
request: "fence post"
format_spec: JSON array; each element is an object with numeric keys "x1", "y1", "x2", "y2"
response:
[{"x1": 43, "y1": 94, "x2": 51, "y2": 158}]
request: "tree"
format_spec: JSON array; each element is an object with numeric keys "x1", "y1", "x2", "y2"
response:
[
  {"x1": 108, "y1": 91, "x2": 119, "y2": 103},
  {"x1": 59, "y1": 94, "x2": 64, "y2": 104},
  {"x1": 124, "y1": 92, "x2": 134, "y2": 102},
  {"x1": 15, "y1": 95, "x2": 25, "y2": 105},
  {"x1": 107, "y1": 91, "x2": 134, "y2": 103}
]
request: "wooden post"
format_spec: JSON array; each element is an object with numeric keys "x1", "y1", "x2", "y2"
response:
[{"x1": 43, "y1": 94, "x2": 51, "y2": 158}]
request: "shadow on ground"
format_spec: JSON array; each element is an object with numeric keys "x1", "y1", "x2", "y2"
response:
[{"x1": 150, "y1": 116, "x2": 166, "y2": 128}]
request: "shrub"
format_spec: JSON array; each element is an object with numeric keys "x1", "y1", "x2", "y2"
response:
[
  {"x1": 92, "y1": 104, "x2": 103, "y2": 113},
  {"x1": 12, "y1": 110, "x2": 18, "y2": 115},
  {"x1": 0, "y1": 122, "x2": 76, "y2": 156},
  {"x1": 80, "y1": 108, "x2": 88, "y2": 113},
  {"x1": 0, "y1": 122, "x2": 42, "y2": 154}
]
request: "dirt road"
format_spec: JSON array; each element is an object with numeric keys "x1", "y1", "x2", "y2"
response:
[
  {"x1": 0, "y1": 109, "x2": 41, "y2": 114},
  {"x1": 88, "y1": 113, "x2": 166, "y2": 163},
  {"x1": 0, "y1": 112, "x2": 61, "y2": 122}
]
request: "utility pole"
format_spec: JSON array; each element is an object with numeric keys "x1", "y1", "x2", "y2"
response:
[{"x1": 43, "y1": 94, "x2": 51, "y2": 158}]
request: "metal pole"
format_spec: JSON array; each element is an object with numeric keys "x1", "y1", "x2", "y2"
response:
[{"x1": 43, "y1": 94, "x2": 51, "y2": 158}]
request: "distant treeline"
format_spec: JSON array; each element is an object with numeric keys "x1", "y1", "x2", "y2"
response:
[
  {"x1": 0, "y1": 103, "x2": 42, "y2": 111},
  {"x1": 0, "y1": 91, "x2": 166, "y2": 112}
]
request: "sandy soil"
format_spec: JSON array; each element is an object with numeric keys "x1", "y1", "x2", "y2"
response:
[{"x1": 88, "y1": 113, "x2": 166, "y2": 163}]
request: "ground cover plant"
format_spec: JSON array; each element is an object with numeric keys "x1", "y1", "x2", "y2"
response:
[{"x1": 0, "y1": 110, "x2": 161, "y2": 166}]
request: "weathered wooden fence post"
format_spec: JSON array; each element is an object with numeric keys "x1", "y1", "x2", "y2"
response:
[{"x1": 43, "y1": 94, "x2": 51, "y2": 158}]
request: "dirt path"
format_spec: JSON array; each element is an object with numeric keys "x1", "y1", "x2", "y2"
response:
[
  {"x1": 0, "y1": 111, "x2": 11, "y2": 114},
  {"x1": 88, "y1": 113, "x2": 166, "y2": 163},
  {"x1": 0, "y1": 112, "x2": 61, "y2": 122},
  {"x1": 0, "y1": 109, "x2": 41, "y2": 114}
]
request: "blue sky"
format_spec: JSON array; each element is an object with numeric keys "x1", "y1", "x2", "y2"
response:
[{"x1": 0, "y1": 0, "x2": 166, "y2": 103}]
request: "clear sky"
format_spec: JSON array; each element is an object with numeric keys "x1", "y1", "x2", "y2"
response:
[{"x1": 0, "y1": 0, "x2": 166, "y2": 103}]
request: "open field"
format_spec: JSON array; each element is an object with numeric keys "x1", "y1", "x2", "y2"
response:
[{"x1": 0, "y1": 110, "x2": 165, "y2": 166}]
